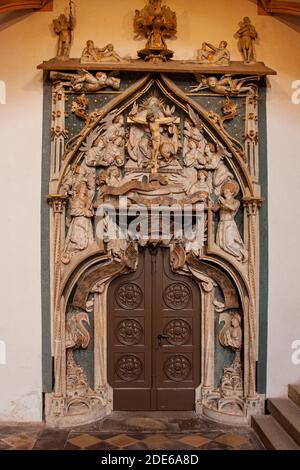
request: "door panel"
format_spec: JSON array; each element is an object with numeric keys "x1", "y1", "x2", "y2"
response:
[
  {"x1": 107, "y1": 248, "x2": 201, "y2": 411},
  {"x1": 107, "y1": 250, "x2": 152, "y2": 410},
  {"x1": 153, "y1": 249, "x2": 200, "y2": 410}
]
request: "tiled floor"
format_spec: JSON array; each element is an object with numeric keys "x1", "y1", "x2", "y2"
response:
[{"x1": 0, "y1": 412, "x2": 264, "y2": 451}]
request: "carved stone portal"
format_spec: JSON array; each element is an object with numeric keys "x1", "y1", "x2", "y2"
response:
[{"x1": 45, "y1": 52, "x2": 268, "y2": 426}]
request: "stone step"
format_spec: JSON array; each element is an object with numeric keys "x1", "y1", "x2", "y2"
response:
[
  {"x1": 289, "y1": 384, "x2": 300, "y2": 408},
  {"x1": 267, "y1": 398, "x2": 300, "y2": 447},
  {"x1": 252, "y1": 415, "x2": 299, "y2": 450}
]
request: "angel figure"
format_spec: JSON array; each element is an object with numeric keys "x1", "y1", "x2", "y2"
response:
[
  {"x1": 53, "y1": 12, "x2": 74, "y2": 58},
  {"x1": 190, "y1": 74, "x2": 258, "y2": 95},
  {"x1": 236, "y1": 17, "x2": 258, "y2": 64},
  {"x1": 213, "y1": 181, "x2": 248, "y2": 262},
  {"x1": 52, "y1": 70, "x2": 120, "y2": 92}
]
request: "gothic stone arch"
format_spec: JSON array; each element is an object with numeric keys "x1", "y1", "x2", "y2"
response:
[{"x1": 44, "y1": 66, "x2": 267, "y2": 427}]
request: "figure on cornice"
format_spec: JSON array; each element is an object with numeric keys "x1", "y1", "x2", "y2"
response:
[
  {"x1": 213, "y1": 181, "x2": 248, "y2": 263},
  {"x1": 196, "y1": 41, "x2": 231, "y2": 66}
]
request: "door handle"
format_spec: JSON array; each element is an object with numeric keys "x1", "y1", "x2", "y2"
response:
[{"x1": 157, "y1": 334, "x2": 169, "y2": 346}]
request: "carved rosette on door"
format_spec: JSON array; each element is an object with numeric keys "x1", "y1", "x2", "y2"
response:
[{"x1": 108, "y1": 249, "x2": 200, "y2": 411}]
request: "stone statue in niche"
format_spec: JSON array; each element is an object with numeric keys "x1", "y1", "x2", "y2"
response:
[
  {"x1": 65, "y1": 310, "x2": 90, "y2": 397},
  {"x1": 196, "y1": 41, "x2": 231, "y2": 66},
  {"x1": 219, "y1": 312, "x2": 242, "y2": 351},
  {"x1": 134, "y1": 0, "x2": 177, "y2": 62},
  {"x1": 190, "y1": 74, "x2": 259, "y2": 95},
  {"x1": 83, "y1": 113, "x2": 126, "y2": 168},
  {"x1": 51, "y1": 70, "x2": 120, "y2": 92},
  {"x1": 53, "y1": 2, "x2": 75, "y2": 59},
  {"x1": 219, "y1": 312, "x2": 243, "y2": 399},
  {"x1": 235, "y1": 17, "x2": 258, "y2": 64},
  {"x1": 213, "y1": 181, "x2": 248, "y2": 263},
  {"x1": 61, "y1": 163, "x2": 96, "y2": 264},
  {"x1": 81, "y1": 41, "x2": 128, "y2": 64},
  {"x1": 200, "y1": 143, "x2": 233, "y2": 195},
  {"x1": 127, "y1": 97, "x2": 180, "y2": 173}
]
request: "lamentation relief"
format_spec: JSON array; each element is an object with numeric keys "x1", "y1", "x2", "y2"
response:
[{"x1": 41, "y1": 0, "x2": 275, "y2": 427}]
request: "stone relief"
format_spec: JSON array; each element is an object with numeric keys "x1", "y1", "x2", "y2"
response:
[
  {"x1": 46, "y1": 70, "x2": 263, "y2": 426},
  {"x1": 190, "y1": 74, "x2": 259, "y2": 95},
  {"x1": 213, "y1": 181, "x2": 248, "y2": 262},
  {"x1": 196, "y1": 41, "x2": 231, "y2": 66},
  {"x1": 53, "y1": 8, "x2": 75, "y2": 60},
  {"x1": 134, "y1": 0, "x2": 177, "y2": 62},
  {"x1": 219, "y1": 312, "x2": 243, "y2": 400}
]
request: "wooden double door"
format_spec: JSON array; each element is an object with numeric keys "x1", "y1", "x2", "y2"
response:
[{"x1": 108, "y1": 248, "x2": 201, "y2": 411}]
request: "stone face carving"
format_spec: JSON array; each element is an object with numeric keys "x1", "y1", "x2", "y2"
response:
[
  {"x1": 196, "y1": 41, "x2": 231, "y2": 66},
  {"x1": 134, "y1": 0, "x2": 177, "y2": 62},
  {"x1": 51, "y1": 70, "x2": 121, "y2": 92},
  {"x1": 213, "y1": 181, "x2": 248, "y2": 263},
  {"x1": 81, "y1": 41, "x2": 126, "y2": 64},
  {"x1": 236, "y1": 17, "x2": 258, "y2": 64},
  {"x1": 191, "y1": 74, "x2": 259, "y2": 95},
  {"x1": 53, "y1": 8, "x2": 74, "y2": 59}
]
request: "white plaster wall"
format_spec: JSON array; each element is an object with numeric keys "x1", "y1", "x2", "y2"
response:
[{"x1": 0, "y1": 0, "x2": 299, "y2": 421}]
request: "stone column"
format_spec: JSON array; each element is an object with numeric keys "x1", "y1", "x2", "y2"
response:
[
  {"x1": 48, "y1": 195, "x2": 68, "y2": 400},
  {"x1": 243, "y1": 197, "x2": 263, "y2": 399}
]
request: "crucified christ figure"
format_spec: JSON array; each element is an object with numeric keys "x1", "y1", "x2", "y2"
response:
[{"x1": 128, "y1": 109, "x2": 179, "y2": 174}]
